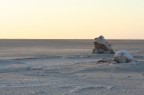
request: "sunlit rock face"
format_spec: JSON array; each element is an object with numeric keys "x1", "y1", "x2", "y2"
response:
[
  {"x1": 114, "y1": 50, "x2": 137, "y2": 63},
  {"x1": 93, "y1": 35, "x2": 115, "y2": 54}
]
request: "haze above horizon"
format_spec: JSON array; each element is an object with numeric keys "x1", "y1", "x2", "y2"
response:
[{"x1": 0, "y1": 0, "x2": 144, "y2": 39}]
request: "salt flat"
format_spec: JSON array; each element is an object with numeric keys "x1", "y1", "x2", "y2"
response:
[
  {"x1": 0, "y1": 40, "x2": 144, "y2": 95},
  {"x1": 0, "y1": 58, "x2": 144, "y2": 95}
]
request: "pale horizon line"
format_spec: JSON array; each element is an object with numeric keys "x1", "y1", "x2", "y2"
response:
[{"x1": 0, "y1": 38, "x2": 143, "y2": 40}]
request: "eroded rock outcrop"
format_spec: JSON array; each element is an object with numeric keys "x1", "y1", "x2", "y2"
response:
[{"x1": 93, "y1": 36, "x2": 115, "y2": 54}]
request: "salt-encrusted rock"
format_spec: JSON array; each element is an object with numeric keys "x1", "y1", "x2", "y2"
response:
[
  {"x1": 114, "y1": 50, "x2": 137, "y2": 63},
  {"x1": 93, "y1": 35, "x2": 115, "y2": 54}
]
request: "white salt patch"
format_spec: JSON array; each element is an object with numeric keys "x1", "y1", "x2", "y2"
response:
[
  {"x1": 115, "y1": 50, "x2": 133, "y2": 59},
  {"x1": 114, "y1": 50, "x2": 137, "y2": 63},
  {"x1": 69, "y1": 85, "x2": 114, "y2": 93}
]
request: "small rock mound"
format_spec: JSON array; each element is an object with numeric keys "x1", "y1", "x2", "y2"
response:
[
  {"x1": 114, "y1": 50, "x2": 137, "y2": 63},
  {"x1": 93, "y1": 35, "x2": 115, "y2": 54},
  {"x1": 97, "y1": 50, "x2": 138, "y2": 64}
]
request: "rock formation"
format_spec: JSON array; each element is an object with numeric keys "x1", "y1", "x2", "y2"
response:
[
  {"x1": 114, "y1": 50, "x2": 137, "y2": 63},
  {"x1": 93, "y1": 35, "x2": 115, "y2": 54},
  {"x1": 97, "y1": 50, "x2": 138, "y2": 64}
]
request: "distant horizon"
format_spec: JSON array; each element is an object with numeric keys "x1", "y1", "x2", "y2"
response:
[{"x1": 0, "y1": 38, "x2": 144, "y2": 40}]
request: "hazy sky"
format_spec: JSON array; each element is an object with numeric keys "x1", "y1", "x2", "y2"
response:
[{"x1": 0, "y1": 0, "x2": 144, "y2": 39}]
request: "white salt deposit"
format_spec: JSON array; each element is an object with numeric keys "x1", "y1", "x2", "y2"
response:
[{"x1": 114, "y1": 50, "x2": 137, "y2": 63}]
